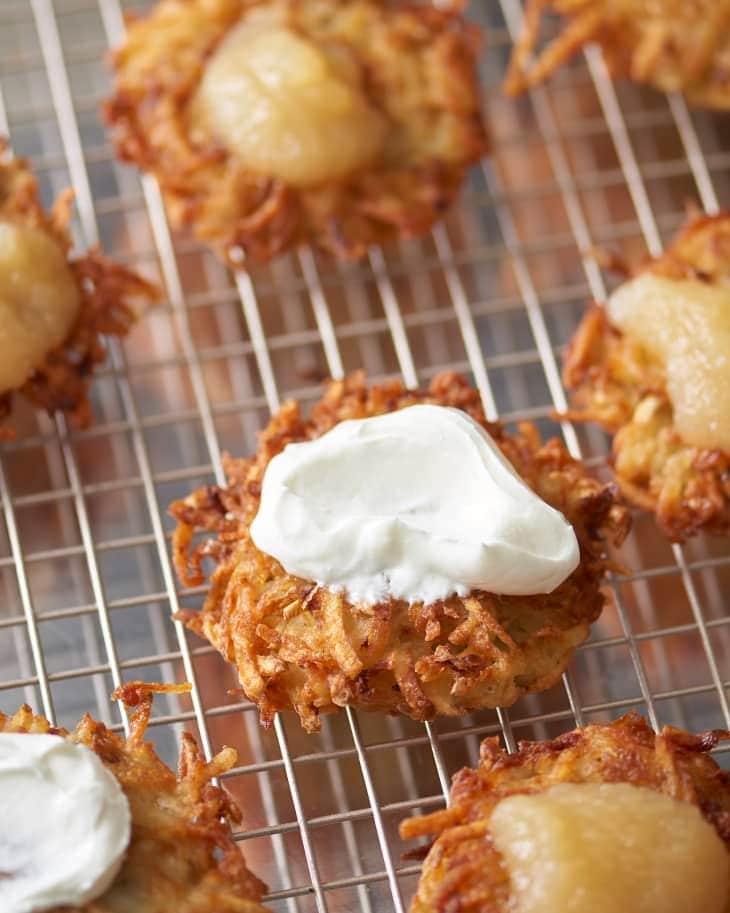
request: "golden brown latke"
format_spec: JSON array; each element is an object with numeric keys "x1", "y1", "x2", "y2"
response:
[
  {"x1": 400, "y1": 713, "x2": 730, "y2": 913},
  {"x1": 169, "y1": 372, "x2": 629, "y2": 733},
  {"x1": 0, "y1": 141, "x2": 158, "y2": 438},
  {"x1": 563, "y1": 212, "x2": 730, "y2": 542},
  {"x1": 504, "y1": 0, "x2": 730, "y2": 108},
  {"x1": 103, "y1": 0, "x2": 487, "y2": 265},
  {"x1": 0, "y1": 681, "x2": 269, "y2": 913}
]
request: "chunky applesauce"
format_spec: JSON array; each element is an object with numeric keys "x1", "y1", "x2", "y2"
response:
[
  {"x1": 0, "y1": 221, "x2": 80, "y2": 394},
  {"x1": 189, "y1": 13, "x2": 387, "y2": 187},
  {"x1": 491, "y1": 782, "x2": 729, "y2": 913},
  {"x1": 607, "y1": 272, "x2": 730, "y2": 451}
]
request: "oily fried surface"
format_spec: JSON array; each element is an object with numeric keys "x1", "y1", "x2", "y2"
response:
[
  {"x1": 400, "y1": 713, "x2": 730, "y2": 913},
  {"x1": 504, "y1": 0, "x2": 730, "y2": 107},
  {"x1": 104, "y1": 0, "x2": 487, "y2": 265},
  {"x1": 0, "y1": 141, "x2": 159, "y2": 438},
  {"x1": 0, "y1": 681, "x2": 269, "y2": 913},
  {"x1": 563, "y1": 212, "x2": 730, "y2": 541},
  {"x1": 169, "y1": 372, "x2": 629, "y2": 733}
]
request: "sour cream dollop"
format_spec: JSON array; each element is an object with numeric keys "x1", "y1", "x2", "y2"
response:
[
  {"x1": 0, "y1": 733, "x2": 131, "y2": 913},
  {"x1": 250, "y1": 405, "x2": 580, "y2": 604}
]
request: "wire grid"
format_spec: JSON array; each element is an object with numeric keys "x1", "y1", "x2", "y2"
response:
[{"x1": 1, "y1": 1, "x2": 730, "y2": 910}]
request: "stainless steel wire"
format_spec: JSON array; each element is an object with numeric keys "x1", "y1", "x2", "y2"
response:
[{"x1": 1, "y1": 2, "x2": 730, "y2": 912}]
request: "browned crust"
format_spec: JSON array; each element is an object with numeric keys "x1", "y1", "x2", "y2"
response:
[
  {"x1": 0, "y1": 681, "x2": 269, "y2": 913},
  {"x1": 169, "y1": 371, "x2": 629, "y2": 733},
  {"x1": 103, "y1": 0, "x2": 488, "y2": 265},
  {"x1": 399, "y1": 713, "x2": 730, "y2": 913},
  {"x1": 0, "y1": 140, "x2": 159, "y2": 438},
  {"x1": 562, "y1": 212, "x2": 730, "y2": 542},
  {"x1": 504, "y1": 0, "x2": 730, "y2": 108}
]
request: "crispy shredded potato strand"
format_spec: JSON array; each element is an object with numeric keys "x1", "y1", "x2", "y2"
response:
[
  {"x1": 400, "y1": 713, "x2": 730, "y2": 913},
  {"x1": 104, "y1": 0, "x2": 488, "y2": 264},
  {"x1": 563, "y1": 212, "x2": 730, "y2": 541},
  {"x1": 0, "y1": 681, "x2": 269, "y2": 913},
  {"x1": 504, "y1": 0, "x2": 730, "y2": 108},
  {"x1": 169, "y1": 372, "x2": 629, "y2": 733},
  {"x1": 0, "y1": 140, "x2": 159, "y2": 438}
]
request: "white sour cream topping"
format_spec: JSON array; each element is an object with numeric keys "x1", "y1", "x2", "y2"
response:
[
  {"x1": 0, "y1": 733, "x2": 131, "y2": 913},
  {"x1": 250, "y1": 405, "x2": 580, "y2": 604}
]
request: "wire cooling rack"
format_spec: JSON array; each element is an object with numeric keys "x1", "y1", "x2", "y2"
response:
[{"x1": 1, "y1": 1, "x2": 730, "y2": 911}]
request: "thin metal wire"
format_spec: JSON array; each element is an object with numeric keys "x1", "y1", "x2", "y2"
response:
[
  {"x1": 0, "y1": 83, "x2": 55, "y2": 724},
  {"x1": 0, "y1": 455, "x2": 54, "y2": 720},
  {"x1": 368, "y1": 246, "x2": 419, "y2": 386},
  {"x1": 346, "y1": 706, "x2": 406, "y2": 913}
]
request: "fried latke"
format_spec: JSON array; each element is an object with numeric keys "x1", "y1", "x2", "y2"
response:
[
  {"x1": 0, "y1": 681, "x2": 268, "y2": 913},
  {"x1": 169, "y1": 372, "x2": 628, "y2": 733},
  {"x1": 400, "y1": 713, "x2": 730, "y2": 913},
  {"x1": 0, "y1": 142, "x2": 158, "y2": 438},
  {"x1": 504, "y1": 0, "x2": 730, "y2": 108},
  {"x1": 103, "y1": 0, "x2": 487, "y2": 266},
  {"x1": 562, "y1": 212, "x2": 730, "y2": 541}
]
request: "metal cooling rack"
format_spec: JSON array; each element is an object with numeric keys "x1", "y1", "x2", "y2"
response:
[{"x1": 1, "y1": 1, "x2": 730, "y2": 911}]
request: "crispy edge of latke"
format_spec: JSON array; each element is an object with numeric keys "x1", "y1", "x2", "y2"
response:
[
  {"x1": 102, "y1": 0, "x2": 488, "y2": 266},
  {"x1": 0, "y1": 680, "x2": 269, "y2": 913},
  {"x1": 168, "y1": 371, "x2": 630, "y2": 732},
  {"x1": 0, "y1": 139, "x2": 160, "y2": 439},
  {"x1": 503, "y1": 0, "x2": 730, "y2": 108},
  {"x1": 562, "y1": 212, "x2": 730, "y2": 541},
  {"x1": 399, "y1": 713, "x2": 730, "y2": 913}
]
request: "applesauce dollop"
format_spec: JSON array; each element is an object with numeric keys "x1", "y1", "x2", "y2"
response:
[
  {"x1": 491, "y1": 781, "x2": 729, "y2": 913},
  {"x1": 607, "y1": 272, "x2": 730, "y2": 451},
  {"x1": 189, "y1": 14, "x2": 387, "y2": 187},
  {"x1": 0, "y1": 221, "x2": 80, "y2": 395}
]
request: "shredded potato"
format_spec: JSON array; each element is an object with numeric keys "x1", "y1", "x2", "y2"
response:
[{"x1": 505, "y1": 0, "x2": 730, "y2": 108}]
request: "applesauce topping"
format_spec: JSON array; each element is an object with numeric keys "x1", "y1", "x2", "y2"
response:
[
  {"x1": 189, "y1": 15, "x2": 387, "y2": 187},
  {"x1": 607, "y1": 272, "x2": 730, "y2": 451},
  {"x1": 491, "y1": 782, "x2": 729, "y2": 913},
  {"x1": 0, "y1": 221, "x2": 80, "y2": 395}
]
